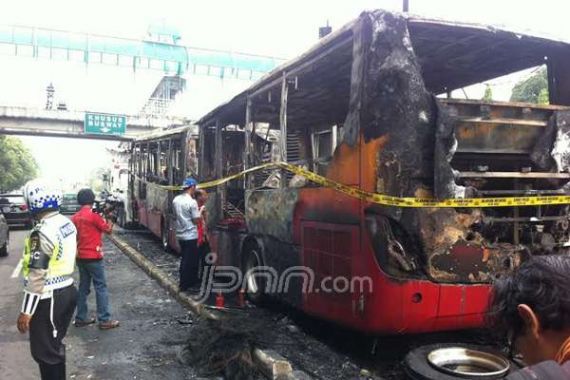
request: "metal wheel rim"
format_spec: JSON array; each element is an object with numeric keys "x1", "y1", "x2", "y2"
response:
[
  {"x1": 245, "y1": 249, "x2": 261, "y2": 294},
  {"x1": 427, "y1": 347, "x2": 510, "y2": 378}
]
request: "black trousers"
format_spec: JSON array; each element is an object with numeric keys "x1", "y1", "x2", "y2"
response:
[
  {"x1": 29, "y1": 285, "x2": 77, "y2": 380},
  {"x1": 198, "y1": 241, "x2": 211, "y2": 281},
  {"x1": 178, "y1": 239, "x2": 199, "y2": 290}
]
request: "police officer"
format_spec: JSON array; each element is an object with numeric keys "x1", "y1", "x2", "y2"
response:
[{"x1": 16, "y1": 179, "x2": 78, "y2": 380}]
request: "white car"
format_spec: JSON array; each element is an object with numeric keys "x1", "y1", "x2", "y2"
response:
[{"x1": 0, "y1": 212, "x2": 8, "y2": 257}]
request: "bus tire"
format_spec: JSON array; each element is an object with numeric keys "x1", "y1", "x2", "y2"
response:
[
  {"x1": 242, "y1": 241, "x2": 266, "y2": 304},
  {"x1": 404, "y1": 343, "x2": 512, "y2": 380}
]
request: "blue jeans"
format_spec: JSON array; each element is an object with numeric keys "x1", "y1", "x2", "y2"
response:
[{"x1": 76, "y1": 260, "x2": 111, "y2": 322}]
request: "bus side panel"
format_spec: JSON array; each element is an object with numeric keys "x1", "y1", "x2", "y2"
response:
[
  {"x1": 293, "y1": 188, "x2": 362, "y2": 326},
  {"x1": 137, "y1": 200, "x2": 148, "y2": 227},
  {"x1": 300, "y1": 221, "x2": 361, "y2": 326},
  {"x1": 147, "y1": 210, "x2": 162, "y2": 239},
  {"x1": 208, "y1": 228, "x2": 243, "y2": 267}
]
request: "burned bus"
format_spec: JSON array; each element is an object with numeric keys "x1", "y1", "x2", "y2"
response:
[
  {"x1": 195, "y1": 10, "x2": 570, "y2": 335},
  {"x1": 130, "y1": 125, "x2": 199, "y2": 250}
]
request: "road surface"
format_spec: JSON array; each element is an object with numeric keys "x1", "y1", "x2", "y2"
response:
[{"x1": 0, "y1": 229, "x2": 195, "y2": 380}]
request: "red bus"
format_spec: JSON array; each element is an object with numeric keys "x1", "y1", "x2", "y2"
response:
[
  {"x1": 195, "y1": 10, "x2": 570, "y2": 334},
  {"x1": 130, "y1": 126, "x2": 199, "y2": 251}
]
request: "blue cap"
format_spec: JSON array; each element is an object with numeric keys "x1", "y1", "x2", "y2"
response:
[{"x1": 182, "y1": 177, "x2": 198, "y2": 189}]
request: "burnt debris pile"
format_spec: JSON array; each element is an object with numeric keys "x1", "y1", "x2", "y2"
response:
[
  {"x1": 178, "y1": 307, "x2": 365, "y2": 380},
  {"x1": 180, "y1": 316, "x2": 264, "y2": 380}
]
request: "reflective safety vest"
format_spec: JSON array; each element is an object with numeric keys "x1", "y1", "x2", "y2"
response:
[{"x1": 22, "y1": 213, "x2": 77, "y2": 294}]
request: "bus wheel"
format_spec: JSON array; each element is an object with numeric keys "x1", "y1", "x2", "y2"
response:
[
  {"x1": 404, "y1": 343, "x2": 512, "y2": 380},
  {"x1": 242, "y1": 242, "x2": 266, "y2": 303},
  {"x1": 161, "y1": 220, "x2": 170, "y2": 252},
  {"x1": 117, "y1": 206, "x2": 126, "y2": 227}
]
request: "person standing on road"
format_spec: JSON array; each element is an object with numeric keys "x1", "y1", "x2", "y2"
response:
[
  {"x1": 173, "y1": 178, "x2": 201, "y2": 292},
  {"x1": 17, "y1": 179, "x2": 78, "y2": 380},
  {"x1": 194, "y1": 189, "x2": 210, "y2": 281},
  {"x1": 71, "y1": 188, "x2": 119, "y2": 330}
]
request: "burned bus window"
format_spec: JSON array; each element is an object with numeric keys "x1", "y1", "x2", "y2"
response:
[{"x1": 311, "y1": 125, "x2": 339, "y2": 176}]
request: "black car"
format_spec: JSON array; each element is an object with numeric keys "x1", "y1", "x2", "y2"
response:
[
  {"x1": 0, "y1": 193, "x2": 33, "y2": 228},
  {"x1": 60, "y1": 193, "x2": 81, "y2": 215}
]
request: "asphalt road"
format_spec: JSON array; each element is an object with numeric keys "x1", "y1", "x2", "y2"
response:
[{"x1": 0, "y1": 229, "x2": 196, "y2": 380}]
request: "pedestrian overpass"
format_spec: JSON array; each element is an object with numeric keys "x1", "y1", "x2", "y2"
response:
[
  {"x1": 0, "y1": 23, "x2": 283, "y2": 78},
  {"x1": 0, "y1": 23, "x2": 285, "y2": 136},
  {"x1": 0, "y1": 105, "x2": 188, "y2": 141}
]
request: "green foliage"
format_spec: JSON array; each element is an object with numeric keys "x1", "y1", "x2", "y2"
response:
[
  {"x1": 537, "y1": 88, "x2": 549, "y2": 105},
  {"x1": 482, "y1": 85, "x2": 493, "y2": 101},
  {"x1": 0, "y1": 136, "x2": 39, "y2": 192},
  {"x1": 510, "y1": 68, "x2": 549, "y2": 104}
]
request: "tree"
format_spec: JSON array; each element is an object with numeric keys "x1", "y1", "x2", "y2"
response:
[
  {"x1": 0, "y1": 136, "x2": 39, "y2": 192},
  {"x1": 510, "y1": 68, "x2": 549, "y2": 104},
  {"x1": 482, "y1": 84, "x2": 493, "y2": 101}
]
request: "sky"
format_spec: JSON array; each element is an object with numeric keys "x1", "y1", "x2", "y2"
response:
[{"x1": 1, "y1": 0, "x2": 569, "y2": 186}]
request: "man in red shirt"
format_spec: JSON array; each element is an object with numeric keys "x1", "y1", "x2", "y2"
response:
[
  {"x1": 71, "y1": 189, "x2": 119, "y2": 330},
  {"x1": 195, "y1": 189, "x2": 210, "y2": 280}
]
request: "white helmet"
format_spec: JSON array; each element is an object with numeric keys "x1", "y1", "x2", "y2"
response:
[{"x1": 23, "y1": 179, "x2": 63, "y2": 214}]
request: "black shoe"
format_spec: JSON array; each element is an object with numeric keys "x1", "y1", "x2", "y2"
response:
[{"x1": 39, "y1": 362, "x2": 65, "y2": 380}]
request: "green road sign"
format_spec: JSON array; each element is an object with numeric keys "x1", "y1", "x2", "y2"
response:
[{"x1": 84, "y1": 112, "x2": 126, "y2": 135}]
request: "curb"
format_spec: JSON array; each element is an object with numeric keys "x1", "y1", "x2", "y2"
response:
[
  {"x1": 108, "y1": 233, "x2": 218, "y2": 320},
  {"x1": 107, "y1": 233, "x2": 309, "y2": 378}
]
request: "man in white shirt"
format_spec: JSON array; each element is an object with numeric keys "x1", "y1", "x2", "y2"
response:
[{"x1": 172, "y1": 177, "x2": 202, "y2": 292}]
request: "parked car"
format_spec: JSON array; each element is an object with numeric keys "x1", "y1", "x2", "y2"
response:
[
  {"x1": 0, "y1": 193, "x2": 33, "y2": 228},
  {"x1": 60, "y1": 193, "x2": 81, "y2": 215},
  {"x1": 0, "y1": 211, "x2": 8, "y2": 256}
]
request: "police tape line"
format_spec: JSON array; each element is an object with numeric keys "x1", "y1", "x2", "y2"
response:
[{"x1": 144, "y1": 162, "x2": 570, "y2": 208}]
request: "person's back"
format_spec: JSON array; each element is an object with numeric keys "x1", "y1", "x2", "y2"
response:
[
  {"x1": 72, "y1": 205, "x2": 112, "y2": 259},
  {"x1": 173, "y1": 192, "x2": 198, "y2": 241},
  {"x1": 172, "y1": 178, "x2": 201, "y2": 292},
  {"x1": 71, "y1": 189, "x2": 119, "y2": 330}
]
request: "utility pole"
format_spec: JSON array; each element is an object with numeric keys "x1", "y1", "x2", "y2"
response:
[{"x1": 403, "y1": 0, "x2": 409, "y2": 12}]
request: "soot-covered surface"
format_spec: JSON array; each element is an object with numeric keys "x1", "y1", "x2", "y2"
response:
[{"x1": 115, "y1": 228, "x2": 500, "y2": 380}]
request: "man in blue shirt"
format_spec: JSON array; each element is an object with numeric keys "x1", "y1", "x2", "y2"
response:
[{"x1": 172, "y1": 178, "x2": 202, "y2": 292}]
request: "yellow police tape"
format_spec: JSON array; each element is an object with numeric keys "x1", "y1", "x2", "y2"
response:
[{"x1": 151, "y1": 162, "x2": 570, "y2": 208}]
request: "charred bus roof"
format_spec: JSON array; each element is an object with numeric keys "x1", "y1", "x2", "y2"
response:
[
  {"x1": 133, "y1": 124, "x2": 198, "y2": 142},
  {"x1": 197, "y1": 10, "x2": 570, "y2": 126}
]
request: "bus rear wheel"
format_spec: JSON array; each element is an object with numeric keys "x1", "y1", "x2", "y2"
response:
[{"x1": 242, "y1": 242, "x2": 266, "y2": 303}]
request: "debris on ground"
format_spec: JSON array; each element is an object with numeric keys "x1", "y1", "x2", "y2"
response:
[{"x1": 179, "y1": 318, "x2": 263, "y2": 380}]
